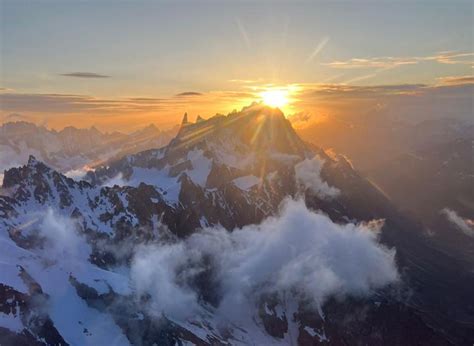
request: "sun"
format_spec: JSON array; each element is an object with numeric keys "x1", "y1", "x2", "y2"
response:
[{"x1": 260, "y1": 89, "x2": 289, "y2": 108}]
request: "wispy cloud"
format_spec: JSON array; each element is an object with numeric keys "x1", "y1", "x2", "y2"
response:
[
  {"x1": 324, "y1": 51, "x2": 474, "y2": 69},
  {"x1": 0, "y1": 93, "x2": 162, "y2": 114},
  {"x1": 325, "y1": 57, "x2": 417, "y2": 69},
  {"x1": 0, "y1": 90, "x2": 254, "y2": 116},
  {"x1": 442, "y1": 208, "x2": 474, "y2": 238},
  {"x1": 437, "y1": 75, "x2": 474, "y2": 86},
  {"x1": 59, "y1": 72, "x2": 111, "y2": 78}
]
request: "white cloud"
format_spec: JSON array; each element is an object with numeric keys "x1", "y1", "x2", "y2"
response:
[
  {"x1": 64, "y1": 166, "x2": 93, "y2": 181},
  {"x1": 39, "y1": 208, "x2": 91, "y2": 260},
  {"x1": 130, "y1": 198, "x2": 398, "y2": 322},
  {"x1": 130, "y1": 241, "x2": 201, "y2": 320},
  {"x1": 102, "y1": 173, "x2": 126, "y2": 187},
  {"x1": 294, "y1": 156, "x2": 340, "y2": 199},
  {"x1": 442, "y1": 208, "x2": 474, "y2": 238}
]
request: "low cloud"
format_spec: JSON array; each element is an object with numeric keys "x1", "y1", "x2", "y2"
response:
[
  {"x1": 59, "y1": 72, "x2": 110, "y2": 78},
  {"x1": 295, "y1": 156, "x2": 340, "y2": 199},
  {"x1": 39, "y1": 208, "x2": 90, "y2": 259},
  {"x1": 442, "y1": 208, "x2": 474, "y2": 238},
  {"x1": 64, "y1": 166, "x2": 94, "y2": 181},
  {"x1": 131, "y1": 199, "x2": 398, "y2": 321},
  {"x1": 101, "y1": 173, "x2": 126, "y2": 187},
  {"x1": 175, "y1": 92, "x2": 203, "y2": 97}
]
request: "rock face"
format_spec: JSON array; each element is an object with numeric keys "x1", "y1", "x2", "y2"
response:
[{"x1": 0, "y1": 104, "x2": 472, "y2": 345}]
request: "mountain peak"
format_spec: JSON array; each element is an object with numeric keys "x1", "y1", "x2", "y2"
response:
[
  {"x1": 170, "y1": 102, "x2": 306, "y2": 157},
  {"x1": 181, "y1": 112, "x2": 189, "y2": 125}
]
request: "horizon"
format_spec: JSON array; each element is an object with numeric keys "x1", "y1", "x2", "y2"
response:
[{"x1": 1, "y1": 0, "x2": 473, "y2": 132}]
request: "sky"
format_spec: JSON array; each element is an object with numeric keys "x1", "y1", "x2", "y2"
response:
[{"x1": 0, "y1": 0, "x2": 473, "y2": 131}]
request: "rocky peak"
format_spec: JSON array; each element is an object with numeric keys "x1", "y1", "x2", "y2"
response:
[
  {"x1": 181, "y1": 112, "x2": 188, "y2": 125},
  {"x1": 169, "y1": 103, "x2": 309, "y2": 159}
]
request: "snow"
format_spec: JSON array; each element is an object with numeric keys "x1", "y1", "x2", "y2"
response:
[
  {"x1": 37, "y1": 267, "x2": 130, "y2": 346},
  {"x1": 0, "y1": 207, "x2": 131, "y2": 344},
  {"x1": 233, "y1": 175, "x2": 260, "y2": 190},
  {"x1": 0, "y1": 306, "x2": 23, "y2": 333},
  {"x1": 128, "y1": 167, "x2": 180, "y2": 203},
  {"x1": 185, "y1": 148, "x2": 212, "y2": 187},
  {"x1": 0, "y1": 263, "x2": 28, "y2": 294},
  {"x1": 304, "y1": 326, "x2": 317, "y2": 337},
  {"x1": 304, "y1": 326, "x2": 328, "y2": 342}
]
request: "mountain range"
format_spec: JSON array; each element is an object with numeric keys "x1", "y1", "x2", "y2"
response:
[
  {"x1": 0, "y1": 104, "x2": 473, "y2": 345},
  {"x1": 0, "y1": 121, "x2": 178, "y2": 183}
]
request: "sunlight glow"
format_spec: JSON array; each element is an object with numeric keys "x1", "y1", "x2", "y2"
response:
[{"x1": 260, "y1": 89, "x2": 289, "y2": 108}]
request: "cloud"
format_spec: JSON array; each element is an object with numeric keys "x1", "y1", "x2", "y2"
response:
[
  {"x1": 292, "y1": 81, "x2": 474, "y2": 123},
  {"x1": 59, "y1": 72, "x2": 110, "y2": 78},
  {"x1": 0, "y1": 90, "x2": 251, "y2": 116},
  {"x1": 295, "y1": 156, "x2": 340, "y2": 199},
  {"x1": 437, "y1": 75, "x2": 474, "y2": 86},
  {"x1": 64, "y1": 166, "x2": 94, "y2": 181},
  {"x1": 130, "y1": 199, "x2": 398, "y2": 321},
  {"x1": 325, "y1": 57, "x2": 418, "y2": 69},
  {"x1": 101, "y1": 173, "x2": 126, "y2": 187},
  {"x1": 441, "y1": 208, "x2": 474, "y2": 238},
  {"x1": 175, "y1": 92, "x2": 203, "y2": 97},
  {"x1": 0, "y1": 93, "x2": 165, "y2": 114},
  {"x1": 324, "y1": 51, "x2": 474, "y2": 70},
  {"x1": 39, "y1": 208, "x2": 90, "y2": 259},
  {"x1": 131, "y1": 241, "x2": 200, "y2": 320},
  {"x1": 297, "y1": 83, "x2": 427, "y2": 99}
]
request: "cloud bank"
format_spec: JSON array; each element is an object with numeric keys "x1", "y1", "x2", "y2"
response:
[{"x1": 130, "y1": 199, "x2": 398, "y2": 321}]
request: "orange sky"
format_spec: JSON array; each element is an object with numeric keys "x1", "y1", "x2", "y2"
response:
[
  {"x1": 2, "y1": 77, "x2": 473, "y2": 133},
  {"x1": 1, "y1": 2, "x2": 472, "y2": 132}
]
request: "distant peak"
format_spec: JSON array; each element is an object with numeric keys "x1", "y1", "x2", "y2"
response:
[{"x1": 181, "y1": 112, "x2": 189, "y2": 125}]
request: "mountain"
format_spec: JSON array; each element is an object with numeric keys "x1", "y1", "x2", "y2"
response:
[
  {"x1": 297, "y1": 113, "x2": 474, "y2": 269},
  {"x1": 0, "y1": 104, "x2": 473, "y2": 345},
  {"x1": 0, "y1": 121, "x2": 178, "y2": 182}
]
